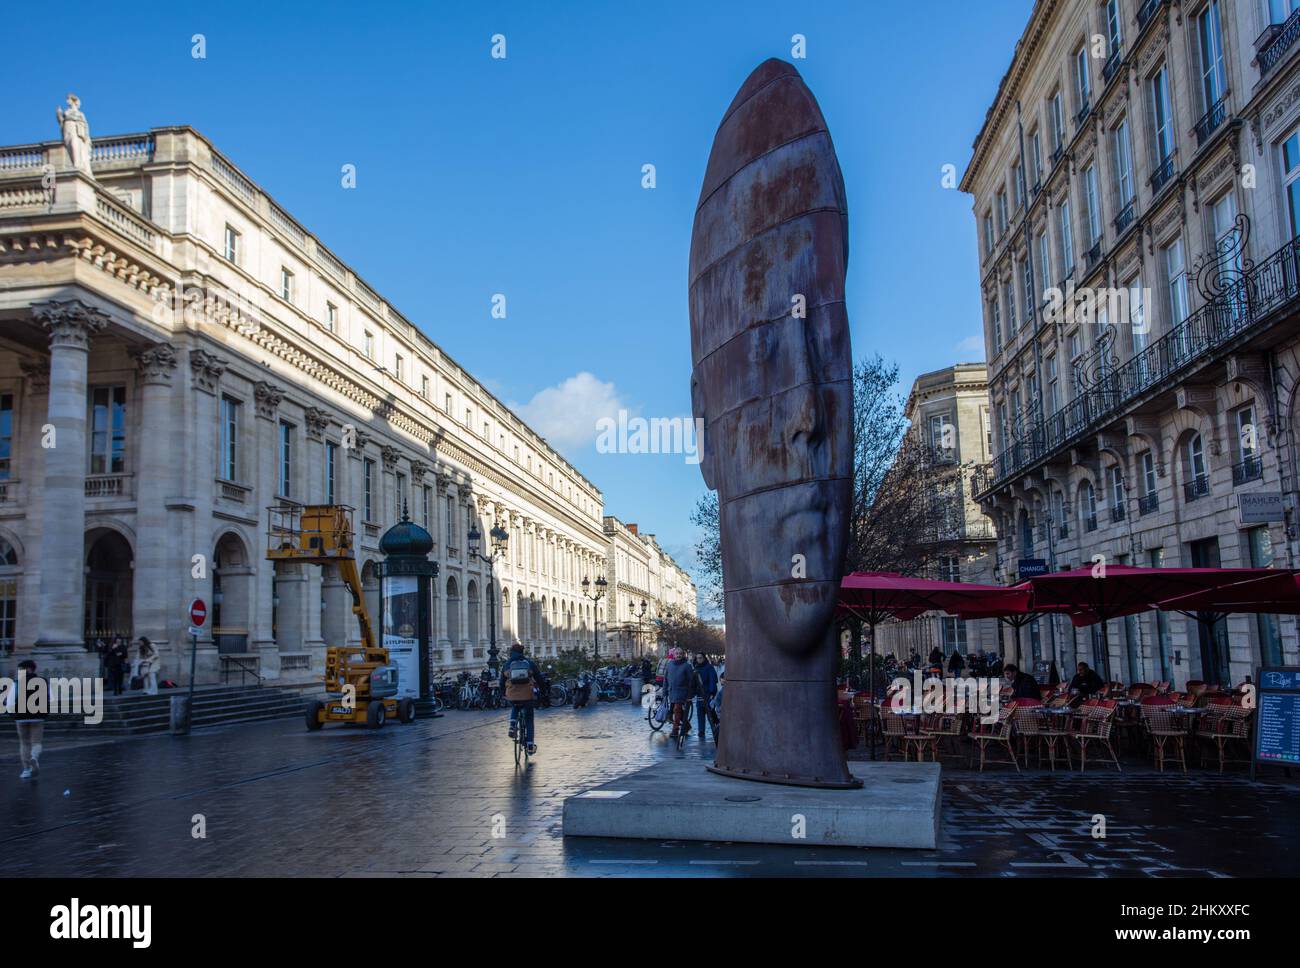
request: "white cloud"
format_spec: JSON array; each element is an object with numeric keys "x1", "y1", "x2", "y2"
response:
[
  {"x1": 954, "y1": 334, "x2": 985, "y2": 357},
  {"x1": 514, "y1": 372, "x2": 629, "y2": 451}
]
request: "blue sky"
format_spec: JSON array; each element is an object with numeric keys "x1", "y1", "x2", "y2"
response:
[{"x1": 2, "y1": 0, "x2": 1032, "y2": 613}]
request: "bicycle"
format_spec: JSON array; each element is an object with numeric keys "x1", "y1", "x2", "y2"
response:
[{"x1": 510, "y1": 701, "x2": 531, "y2": 766}]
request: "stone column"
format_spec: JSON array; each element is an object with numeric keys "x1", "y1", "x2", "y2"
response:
[
  {"x1": 251, "y1": 381, "x2": 284, "y2": 657},
  {"x1": 130, "y1": 343, "x2": 178, "y2": 654},
  {"x1": 33, "y1": 300, "x2": 108, "y2": 659}
]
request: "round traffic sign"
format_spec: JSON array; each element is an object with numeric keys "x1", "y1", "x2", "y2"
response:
[{"x1": 189, "y1": 598, "x2": 207, "y2": 626}]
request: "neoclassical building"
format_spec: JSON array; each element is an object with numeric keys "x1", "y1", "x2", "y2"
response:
[
  {"x1": 877, "y1": 363, "x2": 1003, "y2": 661},
  {"x1": 962, "y1": 0, "x2": 1300, "y2": 688},
  {"x1": 0, "y1": 108, "x2": 694, "y2": 684},
  {"x1": 598, "y1": 516, "x2": 698, "y2": 658}
]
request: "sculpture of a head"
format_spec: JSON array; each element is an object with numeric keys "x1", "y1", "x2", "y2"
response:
[{"x1": 688, "y1": 58, "x2": 852, "y2": 658}]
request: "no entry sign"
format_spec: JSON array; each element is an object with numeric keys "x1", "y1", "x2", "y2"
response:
[{"x1": 189, "y1": 598, "x2": 207, "y2": 627}]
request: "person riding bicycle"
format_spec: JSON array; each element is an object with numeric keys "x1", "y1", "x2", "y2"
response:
[
  {"x1": 664, "y1": 647, "x2": 695, "y2": 740},
  {"x1": 501, "y1": 642, "x2": 546, "y2": 755}
]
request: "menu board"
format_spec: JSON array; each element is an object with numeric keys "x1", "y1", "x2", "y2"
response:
[{"x1": 1254, "y1": 667, "x2": 1300, "y2": 769}]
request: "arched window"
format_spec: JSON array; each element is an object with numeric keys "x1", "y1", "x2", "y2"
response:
[
  {"x1": 0, "y1": 537, "x2": 17, "y2": 653},
  {"x1": 1079, "y1": 481, "x2": 1098, "y2": 532},
  {"x1": 446, "y1": 576, "x2": 460, "y2": 644},
  {"x1": 1185, "y1": 432, "x2": 1208, "y2": 501}
]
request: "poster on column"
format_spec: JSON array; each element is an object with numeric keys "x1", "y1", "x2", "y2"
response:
[{"x1": 382, "y1": 575, "x2": 420, "y2": 699}]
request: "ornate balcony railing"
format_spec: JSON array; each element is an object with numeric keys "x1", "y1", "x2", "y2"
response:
[
  {"x1": 1086, "y1": 240, "x2": 1103, "y2": 269},
  {"x1": 1114, "y1": 200, "x2": 1136, "y2": 235},
  {"x1": 1058, "y1": 523, "x2": 1070, "y2": 540},
  {"x1": 1138, "y1": 492, "x2": 1160, "y2": 516},
  {"x1": 1102, "y1": 48, "x2": 1124, "y2": 84},
  {"x1": 1083, "y1": 514, "x2": 1099, "y2": 533},
  {"x1": 1075, "y1": 101, "x2": 1092, "y2": 128},
  {"x1": 1110, "y1": 504, "x2": 1126, "y2": 523},
  {"x1": 1184, "y1": 475, "x2": 1210, "y2": 502},
  {"x1": 978, "y1": 215, "x2": 1299, "y2": 499},
  {"x1": 1194, "y1": 96, "x2": 1228, "y2": 146},
  {"x1": 1150, "y1": 155, "x2": 1177, "y2": 193},
  {"x1": 1232, "y1": 455, "x2": 1263, "y2": 485},
  {"x1": 1051, "y1": 144, "x2": 1064, "y2": 167},
  {"x1": 1137, "y1": 0, "x2": 1166, "y2": 33},
  {"x1": 1260, "y1": 9, "x2": 1300, "y2": 75}
]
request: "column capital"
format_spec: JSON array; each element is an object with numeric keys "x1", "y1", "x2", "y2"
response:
[
  {"x1": 254, "y1": 380, "x2": 285, "y2": 420},
  {"x1": 304, "y1": 406, "x2": 330, "y2": 442},
  {"x1": 380, "y1": 444, "x2": 401, "y2": 472},
  {"x1": 409, "y1": 459, "x2": 429, "y2": 480},
  {"x1": 34, "y1": 298, "x2": 110, "y2": 350},
  {"x1": 189, "y1": 348, "x2": 228, "y2": 394},
  {"x1": 131, "y1": 342, "x2": 179, "y2": 385}
]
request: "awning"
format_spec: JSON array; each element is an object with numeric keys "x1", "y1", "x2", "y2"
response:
[{"x1": 837, "y1": 571, "x2": 1031, "y2": 627}]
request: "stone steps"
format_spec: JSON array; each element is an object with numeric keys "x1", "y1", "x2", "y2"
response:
[{"x1": 36, "y1": 684, "x2": 307, "y2": 736}]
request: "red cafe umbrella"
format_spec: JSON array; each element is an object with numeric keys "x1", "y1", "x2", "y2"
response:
[
  {"x1": 950, "y1": 586, "x2": 1043, "y2": 671},
  {"x1": 837, "y1": 572, "x2": 1031, "y2": 757},
  {"x1": 1156, "y1": 571, "x2": 1300, "y2": 661},
  {"x1": 1023, "y1": 565, "x2": 1281, "y2": 681}
]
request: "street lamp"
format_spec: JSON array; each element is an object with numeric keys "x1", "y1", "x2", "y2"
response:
[
  {"x1": 467, "y1": 520, "x2": 510, "y2": 671},
  {"x1": 581, "y1": 575, "x2": 607, "y2": 660},
  {"x1": 634, "y1": 598, "x2": 648, "y2": 658}
]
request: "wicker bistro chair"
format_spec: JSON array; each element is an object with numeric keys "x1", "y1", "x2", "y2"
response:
[
  {"x1": 1197, "y1": 705, "x2": 1253, "y2": 772},
  {"x1": 1013, "y1": 706, "x2": 1072, "y2": 770},
  {"x1": 919, "y1": 711, "x2": 967, "y2": 763},
  {"x1": 1141, "y1": 705, "x2": 1191, "y2": 773},
  {"x1": 880, "y1": 708, "x2": 918, "y2": 762},
  {"x1": 1070, "y1": 704, "x2": 1123, "y2": 773},
  {"x1": 968, "y1": 707, "x2": 1020, "y2": 773},
  {"x1": 851, "y1": 695, "x2": 876, "y2": 750}
]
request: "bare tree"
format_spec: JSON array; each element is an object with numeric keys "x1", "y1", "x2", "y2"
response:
[{"x1": 690, "y1": 491, "x2": 723, "y2": 614}]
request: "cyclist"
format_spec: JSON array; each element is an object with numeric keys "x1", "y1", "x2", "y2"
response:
[{"x1": 501, "y1": 642, "x2": 546, "y2": 755}]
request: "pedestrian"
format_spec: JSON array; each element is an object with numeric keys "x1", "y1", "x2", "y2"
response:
[
  {"x1": 692, "y1": 652, "x2": 719, "y2": 742},
  {"x1": 107, "y1": 636, "x2": 128, "y2": 696},
  {"x1": 664, "y1": 647, "x2": 695, "y2": 740},
  {"x1": 136, "y1": 637, "x2": 159, "y2": 695},
  {"x1": 9, "y1": 659, "x2": 47, "y2": 779},
  {"x1": 948, "y1": 649, "x2": 965, "y2": 676},
  {"x1": 928, "y1": 646, "x2": 944, "y2": 667}
]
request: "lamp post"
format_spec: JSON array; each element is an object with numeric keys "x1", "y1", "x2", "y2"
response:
[
  {"x1": 633, "y1": 598, "x2": 648, "y2": 658},
  {"x1": 581, "y1": 575, "x2": 607, "y2": 661},
  {"x1": 468, "y1": 520, "x2": 510, "y2": 672}
]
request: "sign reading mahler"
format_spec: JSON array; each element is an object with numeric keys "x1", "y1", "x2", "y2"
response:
[{"x1": 1238, "y1": 491, "x2": 1285, "y2": 524}]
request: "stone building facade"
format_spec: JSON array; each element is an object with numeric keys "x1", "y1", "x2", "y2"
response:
[
  {"x1": 0, "y1": 114, "x2": 691, "y2": 684},
  {"x1": 600, "y1": 520, "x2": 697, "y2": 658},
  {"x1": 961, "y1": 0, "x2": 1300, "y2": 687},
  {"x1": 877, "y1": 363, "x2": 1003, "y2": 660}
]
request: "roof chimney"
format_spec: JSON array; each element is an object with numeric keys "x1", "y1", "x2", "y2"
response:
[{"x1": 627, "y1": 523, "x2": 638, "y2": 535}]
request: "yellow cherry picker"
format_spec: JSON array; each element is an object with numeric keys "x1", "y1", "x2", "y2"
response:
[{"x1": 266, "y1": 503, "x2": 416, "y2": 729}]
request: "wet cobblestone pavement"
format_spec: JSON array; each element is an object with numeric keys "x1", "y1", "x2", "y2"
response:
[{"x1": 2, "y1": 701, "x2": 1297, "y2": 877}]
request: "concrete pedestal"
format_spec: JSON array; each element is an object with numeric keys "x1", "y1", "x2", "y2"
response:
[{"x1": 563, "y1": 759, "x2": 940, "y2": 849}]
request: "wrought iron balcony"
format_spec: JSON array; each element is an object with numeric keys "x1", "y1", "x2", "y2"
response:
[
  {"x1": 1194, "y1": 96, "x2": 1228, "y2": 147},
  {"x1": 1183, "y1": 475, "x2": 1210, "y2": 502},
  {"x1": 1110, "y1": 504, "x2": 1126, "y2": 523},
  {"x1": 1260, "y1": 9, "x2": 1300, "y2": 75},
  {"x1": 1051, "y1": 144, "x2": 1064, "y2": 167},
  {"x1": 1138, "y1": 492, "x2": 1160, "y2": 515},
  {"x1": 1102, "y1": 48, "x2": 1124, "y2": 84},
  {"x1": 1075, "y1": 101, "x2": 1091, "y2": 128},
  {"x1": 1084, "y1": 514, "x2": 1099, "y2": 533},
  {"x1": 1232, "y1": 454, "x2": 1263, "y2": 485},
  {"x1": 1114, "y1": 200, "x2": 1136, "y2": 235},
  {"x1": 1086, "y1": 240, "x2": 1103, "y2": 269},
  {"x1": 1058, "y1": 523, "x2": 1070, "y2": 540},
  {"x1": 975, "y1": 215, "x2": 1300, "y2": 502},
  {"x1": 1137, "y1": 0, "x2": 1166, "y2": 33},
  {"x1": 1031, "y1": 179, "x2": 1041, "y2": 198},
  {"x1": 1149, "y1": 155, "x2": 1177, "y2": 193}
]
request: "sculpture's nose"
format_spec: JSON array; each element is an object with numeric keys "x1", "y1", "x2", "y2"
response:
[{"x1": 785, "y1": 384, "x2": 824, "y2": 474}]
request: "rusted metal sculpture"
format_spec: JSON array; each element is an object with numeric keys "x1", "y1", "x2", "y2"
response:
[{"x1": 689, "y1": 59, "x2": 858, "y2": 789}]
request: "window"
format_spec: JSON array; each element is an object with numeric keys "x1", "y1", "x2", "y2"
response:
[
  {"x1": 1070, "y1": 329, "x2": 1083, "y2": 360},
  {"x1": 982, "y1": 408, "x2": 992, "y2": 455},
  {"x1": 1004, "y1": 280, "x2": 1017, "y2": 334},
  {"x1": 278, "y1": 421, "x2": 293, "y2": 498},
  {"x1": 325, "y1": 440, "x2": 338, "y2": 505},
  {"x1": 1029, "y1": 132, "x2": 1042, "y2": 186},
  {"x1": 983, "y1": 212, "x2": 994, "y2": 254},
  {"x1": 1080, "y1": 480, "x2": 1098, "y2": 531},
  {"x1": 422, "y1": 484, "x2": 431, "y2": 529},
  {"x1": 364, "y1": 331, "x2": 374, "y2": 360},
  {"x1": 1283, "y1": 131, "x2": 1300, "y2": 238},
  {"x1": 990, "y1": 298, "x2": 1002, "y2": 353},
  {"x1": 1248, "y1": 526, "x2": 1284, "y2": 665},
  {"x1": 421, "y1": 375, "x2": 430, "y2": 399},
  {"x1": 1037, "y1": 232, "x2": 1051, "y2": 295},
  {"x1": 1141, "y1": 451, "x2": 1157, "y2": 497},
  {"x1": 395, "y1": 472, "x2": 406, "y2": 519},
  {"x1": 219, "y1": 396, "x2": 240, "y2": 481},
  {"x1": 1059, "y1": 199, "x2": 1074, "y2": 275},
  {"x1": 363, "y1": 459, "x2": 375, "y2": 521},
  {"x1": 1127, "y1": 275, "x2": 1147, "y2": 354},
  {"x1": 1106, "y1": 0, "x2": 1123, "y2": 55},
  {"x1": 1114, "y1": 117, "x2": 1134, "y2": 205},
  {"x1": 1197, "y1": 1, "x2": 1226, "y2": 111},
  {"x1": 1151, "y1": 66, "x2": 1174, "y2": 164},
  {"x1": 444, "y1": 393, "x2": 452, "y2": 414},
  {"x1": 1012, "y1": 162, "x2": 1024, "y2": 209},
  {"x1": 1186, "y1": 432, "x2": 1207, "y2": 482},
  {"x1": 465, "y1": 408, "x2": 472, "y2": 428},
  {"x1": 0, "y1": 393, "x2": 12, "y2": 480},
  {"x1": 1050, "y1": 91, "x2": 1065, "y2": 153},
  {"x1": 1046, "y1": 354, "x2": 1059, "y2": 413},
  {"x1": 445, "y1": 495, "x2": 456, "y2": 547},
  {"x1": 223, "y1": 224, "x2": 239, "y2": 263},
  {"x1": 1075, "y1": 44, "x2": 1091, "y2": 113},
  {"x1": 1164, "y1": 238, "x2": 1189, "y2": 328},
  {"x1": 941, "y1": 617, "x2": 967, "y2": 653},
  {"x1": 1237, "y1": 405, "x2": 1258, "y2": 458},
  {"x1": 395, "y1": 354, "x2": 404, "y2": 383},
  {"x1": 1109, "y1": 464, "x2": 1125, "y2": 517},
  {"x1": 280, "y1": 267, "x2": 294, "y2": 301},
  {"x1": 1054, "y1": 489, "x2": 1067, "y2": 531},
  {"x1": 325, "y1": 302, "x2": 337, "y2": 332},
  {"x1": 1084, "y1": 164, "x2": 1101, "y2": 244},
  {"x1": 929, "y1": 413, "x2": 952, "y2": 460},
  {"x1": 997, "y1": 190, "x2": 1008, "y2": 233},
  {"x1": 89, "y1": 385, "x2": 127, "y2": 475}
]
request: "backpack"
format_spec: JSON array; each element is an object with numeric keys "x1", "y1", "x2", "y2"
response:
[{"x1": 504, "y1": 658, "x2": 535, "y2": 702}]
